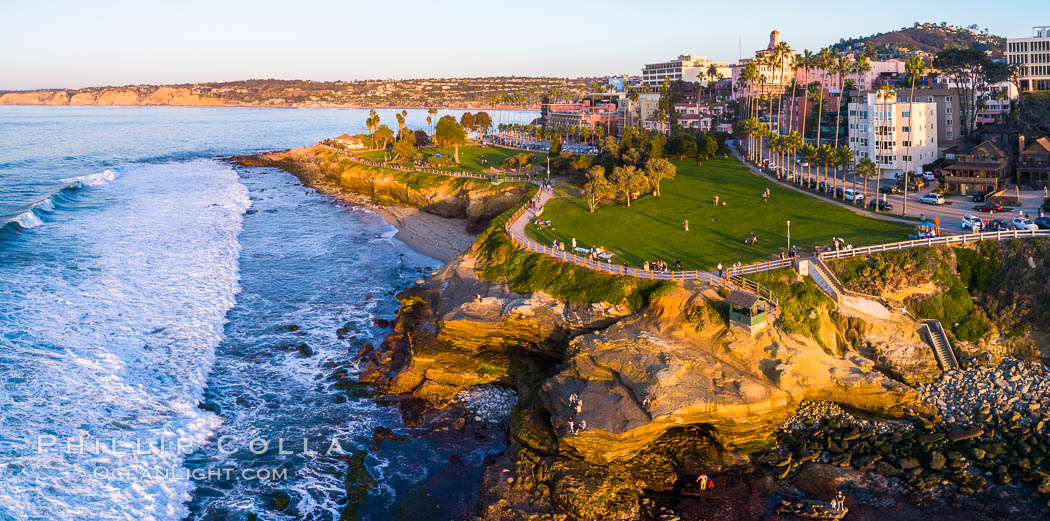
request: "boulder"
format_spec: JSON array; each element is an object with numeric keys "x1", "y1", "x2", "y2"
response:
[{"x1": 928, "y1": 451, "x2": 946, "y2": 471}]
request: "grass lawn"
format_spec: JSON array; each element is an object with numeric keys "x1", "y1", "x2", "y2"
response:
[
  {"x1": 357, "y1": 145, "x2": 528, "y2": 175},
  {"x1": 525, "y1": 156, "x2": 915, "y2": 270}
]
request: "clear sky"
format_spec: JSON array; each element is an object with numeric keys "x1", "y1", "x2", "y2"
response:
[{"x1": 1, "y1": 0, "x2": 1043, "y2": 90}]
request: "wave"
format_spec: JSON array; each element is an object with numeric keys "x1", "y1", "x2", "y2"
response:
[
  {"x1": 61, "y1": 168, "x2": 118, "y2": 189},
  {"x1": 3, "y1": 169, "x2": 118, "y2": 231}
]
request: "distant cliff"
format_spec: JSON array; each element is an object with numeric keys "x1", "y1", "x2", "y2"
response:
[
  {"x1": 0, "y1": 86, "x2": 233, "y2": 106},
  {"x1": 1, "y1": 77, "x2": 599, "y2": 108}
]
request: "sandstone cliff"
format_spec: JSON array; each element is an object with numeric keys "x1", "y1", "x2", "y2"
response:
[
  {"x1": 0, "y1": 86, "x2": 234, "y2": 106},
  {"x1": 239, "y1": 145, "x2": 527, "y2": 232}
]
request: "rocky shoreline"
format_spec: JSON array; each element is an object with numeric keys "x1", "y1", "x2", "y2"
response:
[{"x1": 245, "y1": 145, "x2": 1050, "y2": 519}]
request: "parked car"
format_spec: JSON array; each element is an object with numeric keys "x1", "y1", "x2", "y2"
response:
[
  {"x1": 973, "y1": 203, "x2": 1005, "y2": 213},
  {"x1": 1035, "y1": 217, "x2": 1050, "y2": 230},
  {"x1": 921, "y1": 171, "x2": 936, "y2": 181},
  {"x1": 971, "y1": 191, "x2": 989, "y2": 202},
  {"x1": 868, "y1": 199, "x2": 893, "y2": 211},
  {"x1": 961, "y1": 214, "x2": 983, "y2": 230},
  {"x1": 1013, "y1": 217, "x2": 1039, "y2": 230},
  {"x1": 879, "y1": 185, "x2": 900, "y2": 194},
  {"x1": 919, "y1": 193, "x2": 945, "y2": 205},
  {"x1": 844, "y1": 188, "x2": 864, "y2": 202}
]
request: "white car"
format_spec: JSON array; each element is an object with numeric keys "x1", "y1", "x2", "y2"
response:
[
  {"x1": 962, "y1": 214, "x2": 983, "y2": 231},
  {"x1": 843, "y1": 189, "x2": 864, "y2": 202},
  {"x1": 919, "y1": 193, "x2": 945, "y2": 205},
  {"x1": 922, "y1": 171, "x2": 936, "y2": 181},
  {"x1": 1012, "y1": 217, "x2": 1038, "y2": 230}
]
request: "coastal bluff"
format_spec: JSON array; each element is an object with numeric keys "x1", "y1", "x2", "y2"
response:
[
  {"x1": 0, "y1": 86, "x2": 232, "y2": 106},
  {"x1": 237, "y1": 145, "x2": 527, "y2": 233}
]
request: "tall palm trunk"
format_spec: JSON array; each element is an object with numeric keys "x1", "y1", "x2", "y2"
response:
[{"x1": 903, "y1": 81, "x2": 917, "y2": 217}]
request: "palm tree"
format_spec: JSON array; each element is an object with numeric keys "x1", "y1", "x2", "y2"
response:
[
  {"x1": 856, "y1": 157, "x2": 877, "y2": 203},
  {"x1": 832, "y1": 56, "x2": 853, "y2": 197},
  {"x1": 818, "y1": 144, "x2": 834, "y2": 192},
  {"x1": 873, "y1": 82, "x2": 897, "y2": 205},
  {"x1": 786, "y1": 131, "x2": 804, "y2": 181},
  {"x1": 787, "y1": 53, "x2": 803, "y2": 134},
  {"x1": 901, "y1": 55, "x2": 927, "y2": 217},
  {"x1": 774, "y1": 40, "x2": 792, "y2": 136},
  {"x1": 428, "y1": 107, "x2": 438, "y2": 134},
  {"x1": 813, "y1": 48, "x2": 832, "y2": 150},
  {"x1": 801, "y1": 144, "x2": 817, "y2": 184},
  {"x1": 835, "y1": 145, "x2": 853, "y2": 200}
]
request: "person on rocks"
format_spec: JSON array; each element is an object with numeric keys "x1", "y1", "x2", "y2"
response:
[
  {"x1": 833, "y1": 491, "x2": 845, "y2": 511},
  {"x1": 642, "y1": 393, "x2": 653, "y2": 409},
  {"x1": 578, "y1": 420, "x2": 587, "y2": 432},
  {"x1": 696, "y1": 474, "x2": 713, "y2": 492},
  {"x1": 567, "y1": 418, "x2": 574, "y2": 434},
  {"x1": 574, "y1": 400, "x2": 582, "y2": 414},
  {"x1": 569, "y1": 393, "x2": 578, "y2": 405}
]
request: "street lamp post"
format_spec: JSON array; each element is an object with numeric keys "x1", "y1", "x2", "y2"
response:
[{"x1": 787, "y1": 220, "x2": 791, "y2": 252}]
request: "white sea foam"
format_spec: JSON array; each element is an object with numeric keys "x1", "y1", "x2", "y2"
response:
[
  {"x1": 0, "y1": 160, "x2": 248, "y2": 521},
  {"x1": 62, "y1": 168, "x2": 118, "y2": 188},
  {"x1": 11, "y1": 209, "x2": 44, "y2": 229}
]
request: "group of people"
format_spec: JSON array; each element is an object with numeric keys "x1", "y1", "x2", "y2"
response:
[
  {"x1": 761, "y1": 187, "x2": 771, "y2": 203},
  {"x1": 540, "y1": 178, "x2": 554, "y2": 192},
  {"x1": 778, "y1": 245, "x2": 800, "y2": 261},
  {"x1": 643, "y1": 260, "x2": 677, "y2": 272},
  {"x1": 566, "y1": 393, "x2": 587, "y2": 435},
  {"x1": 829, "y1": 491, "x2": 846, "y2": 511},
  {"x1": 830, "y1": 237, "x2": 853, "y2": 251}
]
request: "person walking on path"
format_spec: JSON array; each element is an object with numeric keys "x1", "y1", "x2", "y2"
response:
[{"x1": 717, "y1": 262, "x2": 724, "y2": 278}]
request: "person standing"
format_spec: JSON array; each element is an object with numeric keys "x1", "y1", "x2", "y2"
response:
[
  {"x1": 571, "y1": 237, "x2": 576, "y2": 250},
  {"x1": 717, "y1": 262, "x2": 724, "y2": 278},
  {"x1": 684, "y1": 219, "x2": 689, "y2": 231}
]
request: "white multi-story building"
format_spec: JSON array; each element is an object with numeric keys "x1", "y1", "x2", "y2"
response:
[
  {"x1": 848, "y1": 92, "x2": 938, "y2": 176},
  {"x1": 1006, "y1": 25, "x2": 1050, "y2": 92},
  {"x1": 642, "y1": 54, "x2": 731, "y2": 88}
]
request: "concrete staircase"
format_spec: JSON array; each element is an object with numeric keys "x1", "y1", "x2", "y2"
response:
[
  {"x1": 920, "y1": 319, "x2": 959, "y2": 371},
  {"x1": 809, "y1": 257, "x2": 845, "y2": 303}
]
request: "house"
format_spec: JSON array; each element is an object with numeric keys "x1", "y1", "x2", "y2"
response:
[
  {"x1": 726, "y1": 290, "x2": 770, "y2": 334},
  {"x1": 942, "y1": 140, "x2": 1013, "y2": 195},
  {"x1": 1017, "y1": 135, "x2": 1050, "y2": 189},
  {"x1": 334, "y1": 134, "x2": 365, "y2": 150}
]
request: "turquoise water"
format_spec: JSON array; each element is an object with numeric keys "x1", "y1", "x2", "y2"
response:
[{"x1": 0, "y1": 106, "x2": 529, "y2": 520}]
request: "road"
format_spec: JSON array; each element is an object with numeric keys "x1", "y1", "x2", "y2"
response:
[{"x1": 761, "y1": 155, "x2": 1046, "y2": 235}]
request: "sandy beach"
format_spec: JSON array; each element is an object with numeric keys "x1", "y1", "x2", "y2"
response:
[{"x1": 371, "y1": 204, "x2": 476, "y2": 263}]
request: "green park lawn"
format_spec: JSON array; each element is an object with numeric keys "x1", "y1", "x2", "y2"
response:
[
  {"x1": 357, "y1": 145, "x2": 523, "y2": 175},
  {"x1": 525, "y1": 156, "x2": 915, "y2": 270}
]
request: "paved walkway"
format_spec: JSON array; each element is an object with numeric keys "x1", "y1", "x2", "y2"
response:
[{"x1": 508, "y1": 178, "x2": 558, "y2": 237}]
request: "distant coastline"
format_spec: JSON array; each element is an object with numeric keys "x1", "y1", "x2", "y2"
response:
[{"x1": 0, "y1": 76, "x2": 593, "y2": 110}]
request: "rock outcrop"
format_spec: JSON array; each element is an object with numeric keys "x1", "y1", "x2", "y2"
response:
[{"x1": 239, "y1": 145, "x2": 526, "y2": 232}]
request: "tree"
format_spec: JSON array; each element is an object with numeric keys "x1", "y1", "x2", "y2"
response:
[
  {"x1": 582, "y1": 166, "x2": 613, "y2": 213},
  {"x1": 413, "y1": 129, "x2": 430, "y2": 147},
  {"x1": 610, "y1": 165, "x2": 648, "y2": 206},
  {"x1": 570, "y1": 154, "x2": 593, "y2": 174},
  {"x1": 902, "y1": 55, "x2": 927, "y2": 216},
  {"x1": 934, "y1": 48, "x2": 1000, "y2": 138},
  {"x1": 373, "y1": 125, "x2": 394, "y2": 150},
  {"x1": 434, "y1": 116, "x2": 466, "y2": 163},
  {"x1": 391, "y1": 138, "x2": 421, "y2": 163},
  {"x1": 856, "y1": 157, "x2": 877, "y2": 203},
  {"x1": 549, "y1": 136, "x2": 562, "y2": 156},
  {"x1": 474, "y1": 112, "x2": 492, "y2": 138},
  {"x1": 644, "y1": 157, "x2": 676, "y2": 196},
  {"x1": 427, "y1": 108, "x2": 438, "y2": 134},
  {"x1": 460, "y1": 112, "x2": 475, "y2": 135},
  {"x1": 698, "y1": 133, "x2": 718, "y2": 165}
]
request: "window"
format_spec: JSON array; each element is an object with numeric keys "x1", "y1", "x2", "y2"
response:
[
  {"x1": 902, "y1": 126, "x2": 910, "y2": 132},
  {"x1": 947, "y1": 130, "x2": 954, "y2": 138},
  {"x1": 946, "y1": 96, "x2": 951, "y2": 102},
  {"x1": 927, "y1": 96, "x2": 934, "y2": 102},
  {"x1": 902, "y1": 140, "x2": 911, "y2": 147},
  {"x1": 945, "y1": 107, "x2": 952, "y2": 114},
  {"x1": 946, "y1": 119, "x2": 952, "y2": 127},
  {"x1": 902, "y1": 111, "x2": 910, "y2": 118}
]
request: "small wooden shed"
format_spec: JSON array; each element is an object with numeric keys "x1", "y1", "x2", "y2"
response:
[{"x1": 727, "y1": 290, "x2": 769, "y2": 334}]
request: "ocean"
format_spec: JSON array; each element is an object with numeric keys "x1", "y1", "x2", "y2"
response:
[{"x1": 0, "y1": 105, "x2": 534, "y2": 520}]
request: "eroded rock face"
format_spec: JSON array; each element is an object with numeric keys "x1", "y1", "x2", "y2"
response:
[
  {"x1": 367, "y1": 253, "x2": 631, "y2": 405},
  {"x1": 538, "y1": 288, "x2": 929, "y2": 464}
]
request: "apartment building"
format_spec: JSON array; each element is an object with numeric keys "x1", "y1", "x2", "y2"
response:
[
  {"x1": 642, "y1": 54, "x2": 732, "y2": 88},
  {"x1": 1006, "y1": 26, "x2": 1050, "y2": 92},
  {"x1": 848, "y1": 92, "x2": 938, "y2": 176},
  {"x1": 892, "y1": 86, "x2": 962, "y2": 150}
]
